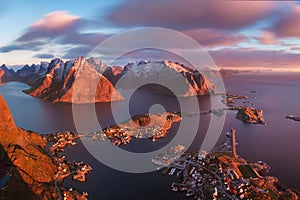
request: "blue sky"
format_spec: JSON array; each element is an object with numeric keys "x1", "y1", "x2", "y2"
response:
[
  {"x1": 0, "y1": 0, "x2": 119, "y2": 45},
  {"x1": 1, "y1": 0, "x2": 300, "y2": 71}
]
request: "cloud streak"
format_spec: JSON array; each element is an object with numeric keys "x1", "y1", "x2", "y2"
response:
[
  {"x1": 34, "y1": 53, "x2": 55, "y2": 59},
  {"x1": 183, "y1": 29, "x2": 247, "y2": 47},
  {"x1": 1, "y1": 11, "x2": 109, "y2": 59},
  {"x1": 17, "y1": 11, "x2": 81, "y2": 42},
  {"x1": 272, "y1": 6, "x2": 300, "y2": 38},
  {"x1": 209, "y1": 48, "x2": 300, "y2": 69},
  {"x1": 107, "y1": 0, "x2": 280, "y2": 30}
]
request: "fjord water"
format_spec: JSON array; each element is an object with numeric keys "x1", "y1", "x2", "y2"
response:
[{"x1": 0, "y1": 74, "x2": 299, "y2": 199}]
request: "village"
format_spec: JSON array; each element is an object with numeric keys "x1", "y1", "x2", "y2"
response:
[
  {"x1": 87, "y1": 112, "x2": 182, "y2": 146},
  {"x1": 44, "y1": 132, "x2": 92, "y2": 200},
  {"x1": 156, "y1": 129, "x2": 287, "y2": 200}
]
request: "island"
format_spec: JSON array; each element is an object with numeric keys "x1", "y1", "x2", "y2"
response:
[
  {"x1": 222, "y1": 92, "x2": 266, "y2": 125},
  {"x1": 285, "y1": 115, "x2": 300, "y2": 122},
  {"x1": 236, "y1": 107, "x2": 266, "y2": 125},
  {"x1": 87, "y1": 112, "x2": 181, "y2": 146}
]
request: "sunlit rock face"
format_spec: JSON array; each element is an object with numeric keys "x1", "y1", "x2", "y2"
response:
[
  {"x1": 24, "y1": 57, "x2": 124, "y2": 103},
  {"x1": 236, "y1": 106, "x2": 266, "y2": 124},
  {"x1": 0, "y1": 96, "x2": 58, "y2": 199}
]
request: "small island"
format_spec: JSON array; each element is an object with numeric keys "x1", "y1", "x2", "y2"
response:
[
  {"x1": 285, "y1": 115, "x2": 300, "y2": 122},
  {"x1": 236, "y1": 106, "x2": 266, "y2": 125},
  {"x1": 222, "y1": 92, "x2": 266, "y2": 125}
]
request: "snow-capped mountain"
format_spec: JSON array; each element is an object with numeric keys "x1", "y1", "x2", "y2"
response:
[{"x1": 114, "y1": 60, "x2": 215, "y2": 96}]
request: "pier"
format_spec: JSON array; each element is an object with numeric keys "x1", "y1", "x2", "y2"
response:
[{"x1": 231, "y1": 128, "x2": 238, "y2": 159}]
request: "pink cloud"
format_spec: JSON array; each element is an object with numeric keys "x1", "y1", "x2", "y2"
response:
[
  {"x1": 18, "y1": 11, "x2": 83, "y2": 42},
  {"x1": 257, "y1": 31, "x2": 279, "y2": 45},
  {"x1": 272, "y1": 6, "x2": 300, "y2": 38},
  {"x1": 32, "y1": 11, "x2": 79, "y2": 31},
  {"x1": 209, "y1": 48, "x2": 300, "y2": 69},
  {"x1": 182, "y1": 29, "x2": 246, "y2": 47},
  {"x1": 3, "y1": 11, "x2": 109, "y2": 56},
  {"x1": 108, "y1": 0, "x2": 280, "y2": 30}
]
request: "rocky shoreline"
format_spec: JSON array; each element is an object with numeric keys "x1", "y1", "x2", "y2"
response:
[
  {"x1": 236, "y1": 107, "x2": 266, "y2": 125},
  {"x1": 223, "y1": 92, "x2": 266, "y2": 125}
]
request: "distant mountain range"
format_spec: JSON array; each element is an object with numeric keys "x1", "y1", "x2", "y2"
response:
[{"x1": 0, "y1": 57, "x2": 216, "y2": 103}]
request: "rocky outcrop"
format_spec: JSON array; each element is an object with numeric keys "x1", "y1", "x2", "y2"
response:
[
  {"x1": 113, "y1": 60, "x2": 215, "y2": 96},
  {"x1": 85, "y1": 57, "x2": 107, "y2": 73},
  {"x1": 0, "y1": 96, "x2": 58, "y2": 199},
  {"x1": 286, "y1": 115, "x2": 300, "y2": 122},
  {"x1": 236, "y1": 106, "x2": 266, "y2": 124},
  {"x1": 24, "y1": 57, "x2": 124, "y2": 103},
  {"x1": 131, "y1": 114, "x2": 152, "y2": 127},
  {"x1": 102, "y1": 66, "x2": 123, "y2": 86}
]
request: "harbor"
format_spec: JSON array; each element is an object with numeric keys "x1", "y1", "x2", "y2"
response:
[{"x1": 157, "y1": 129, "x2": 297, "y2": 199}]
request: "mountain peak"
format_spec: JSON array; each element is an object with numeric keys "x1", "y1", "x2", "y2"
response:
[
  {"x1": 24, "y1": 57, "x2": 124, "y2": 103},
  {"x1": 0, "y1": 64, "x2": 7, "y2": 70}
]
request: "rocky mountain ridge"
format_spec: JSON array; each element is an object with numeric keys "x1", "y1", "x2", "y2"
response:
[
  {"x1": 116, "y1": 60, "x2": 215, "y2": 96},
  {"x1": 24, "y1": 57, "x2": 124, "y2": 103},
  {"x1": 0, "y1": 57, "x2": 215, "y2": 102}
]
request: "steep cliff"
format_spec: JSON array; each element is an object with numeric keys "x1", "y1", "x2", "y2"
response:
[{"x1": 0, "y1": 96, "x2": 58, "y2": 199}]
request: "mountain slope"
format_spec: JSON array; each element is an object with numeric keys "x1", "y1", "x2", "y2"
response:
[
  {"x1": 24, "y1": 57, "x2": 124, "y2": 103},
  {"x1": 0, "y1": 96, "x2": 58, "y2": 199}
]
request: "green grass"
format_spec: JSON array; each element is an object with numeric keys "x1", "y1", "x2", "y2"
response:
[
  {"x1": 238, "y1": 165, "x2": 258, "y2": 178},
  {"x1": 266, "y1": 189, "x2": 279, "y2": 200}
]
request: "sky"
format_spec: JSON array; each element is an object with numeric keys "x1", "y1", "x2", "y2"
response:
[{"x1": 1, "y1": 0, "x2": 300, "y2": 71}]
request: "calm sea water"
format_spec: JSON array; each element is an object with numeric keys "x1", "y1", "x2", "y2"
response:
[{"x1": 0, "y1": 73, "x2": 299, "y2": 199}]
